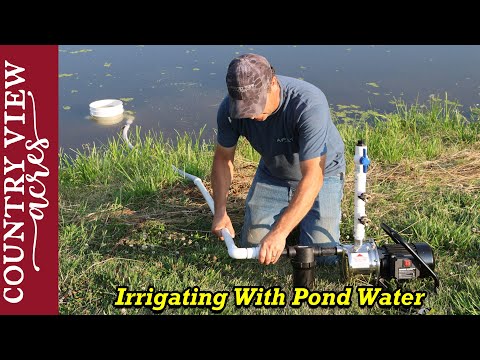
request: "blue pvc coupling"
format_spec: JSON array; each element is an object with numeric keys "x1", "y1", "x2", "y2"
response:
[{"x1": 360, "y1": 148, "x2": 371, "y2": 173}]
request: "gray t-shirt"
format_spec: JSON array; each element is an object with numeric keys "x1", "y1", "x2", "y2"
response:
[{"x1": 217, "y1": 75, "x2": 346, "y2": 187}]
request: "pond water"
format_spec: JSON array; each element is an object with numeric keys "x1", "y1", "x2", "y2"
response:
[{"x1": 59, "y1": 45, "x2": 480, "y2": 153}]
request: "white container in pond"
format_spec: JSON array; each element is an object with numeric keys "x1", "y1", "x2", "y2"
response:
[
  {"x1": 89, "y1": 99, "x2": 124, "y2": 117},
  {"x1": 90, "y1": 113, "x2": 125, "y2": 126}
]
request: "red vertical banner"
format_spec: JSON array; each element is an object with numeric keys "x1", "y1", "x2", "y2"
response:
[{"x1": 1, "y1": 45, "x2": 58, "y2": 314}]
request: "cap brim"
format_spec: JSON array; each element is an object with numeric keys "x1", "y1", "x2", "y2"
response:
[{"x1": 228, "y1": 92, "x2": 268, "y2": 119}]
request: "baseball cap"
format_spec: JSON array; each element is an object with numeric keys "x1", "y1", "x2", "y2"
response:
[{"x1": 226, "y1": 53, "x2": 274, "y2": 119}]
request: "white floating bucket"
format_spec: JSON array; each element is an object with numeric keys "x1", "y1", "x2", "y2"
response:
[
  {"x1": 89, "y1": 99, "x2": 124, "y2": 118},
  {"x1": 90, "y1": 113, "x2": 125, "y2": 126}
]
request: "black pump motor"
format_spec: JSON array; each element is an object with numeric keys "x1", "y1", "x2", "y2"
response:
[
  {"x1": 378, "y1": 242, "x2": 435, "y2": 281},
  {"x1": 375, "y1": 222, "x2": 439, "y2": 288}
]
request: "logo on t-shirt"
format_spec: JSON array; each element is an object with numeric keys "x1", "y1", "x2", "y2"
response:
[{"x1": 276, "y1": 137, "x2": 294, "y2": 143}]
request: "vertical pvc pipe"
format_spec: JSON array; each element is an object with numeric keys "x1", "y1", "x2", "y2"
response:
[{"x1": 353, "y1": 140, "x2": 369, "y2": 248}]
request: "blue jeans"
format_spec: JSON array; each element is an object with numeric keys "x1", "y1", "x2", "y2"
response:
[{"x1": 240, "y1": 170, "x2": 345, "y2": 265}]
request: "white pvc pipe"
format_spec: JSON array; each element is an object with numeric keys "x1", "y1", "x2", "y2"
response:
[
  {"x1": 172, "y1": 165, "x2": 261, "y2": 259},
  {"x1": 122, "y1": 118, "x2": 135, "y2": 150},
  {"x1": 353, "y1": 144, "x2": 368, "y2": 247}
]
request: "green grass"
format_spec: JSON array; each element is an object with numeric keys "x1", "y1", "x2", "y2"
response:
[{"x1": 59, "y1": 96, "x2": 480, "y2": 315}]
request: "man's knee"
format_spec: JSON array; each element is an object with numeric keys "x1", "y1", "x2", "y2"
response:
[
  {"x1": 300, "y1": 218, "x2": 340, "y2": 245},
  {"x1": 312, "y1": 225, "x2": 340, "y2": 245},
  {"x1": 240, "y1": 225, "x2": 271, "y2": 247},
  {"x1": 301, "y1": 220, "x2": 341, "y2": 266}
]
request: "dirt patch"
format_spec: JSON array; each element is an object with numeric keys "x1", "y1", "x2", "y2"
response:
[{"x1": 367, "y1": 149, "x2": 480, "y2": 194}]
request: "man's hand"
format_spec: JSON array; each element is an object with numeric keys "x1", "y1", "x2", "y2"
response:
[
  {"x1": 211, "y1": 212, "x2": 235, "y2": 240},
  {"x1": 258, "y1": 230, "x2": 286, "y2": 265}
]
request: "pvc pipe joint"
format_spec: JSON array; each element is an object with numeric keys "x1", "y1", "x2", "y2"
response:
[{"x1": 172, "y1": 165, "x2": 261, "y2": 259}]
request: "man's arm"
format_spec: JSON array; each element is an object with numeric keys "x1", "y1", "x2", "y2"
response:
[
  {"x1": 258, "y1": 154, "x2": 326, "y2": 264},
  {"x1": 211, "y1": 144, "x2": 237, "y2": 240}
]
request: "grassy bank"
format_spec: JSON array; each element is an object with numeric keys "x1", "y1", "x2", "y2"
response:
[{"x1": 59, "y1": 97, "x2": 480, "y2": 315}]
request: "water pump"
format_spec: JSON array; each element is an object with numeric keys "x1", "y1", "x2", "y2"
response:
[
  {"x1": 282, "y1": 224, "x2": 438, "y2": 290},
  {"x1": 281, "y1": 140, "x2": 439, "y2": 290}
]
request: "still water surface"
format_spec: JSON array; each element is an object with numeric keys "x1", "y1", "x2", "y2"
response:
[{"x1": 59, "y1": 45, "x2": 480, "y2": 152}]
